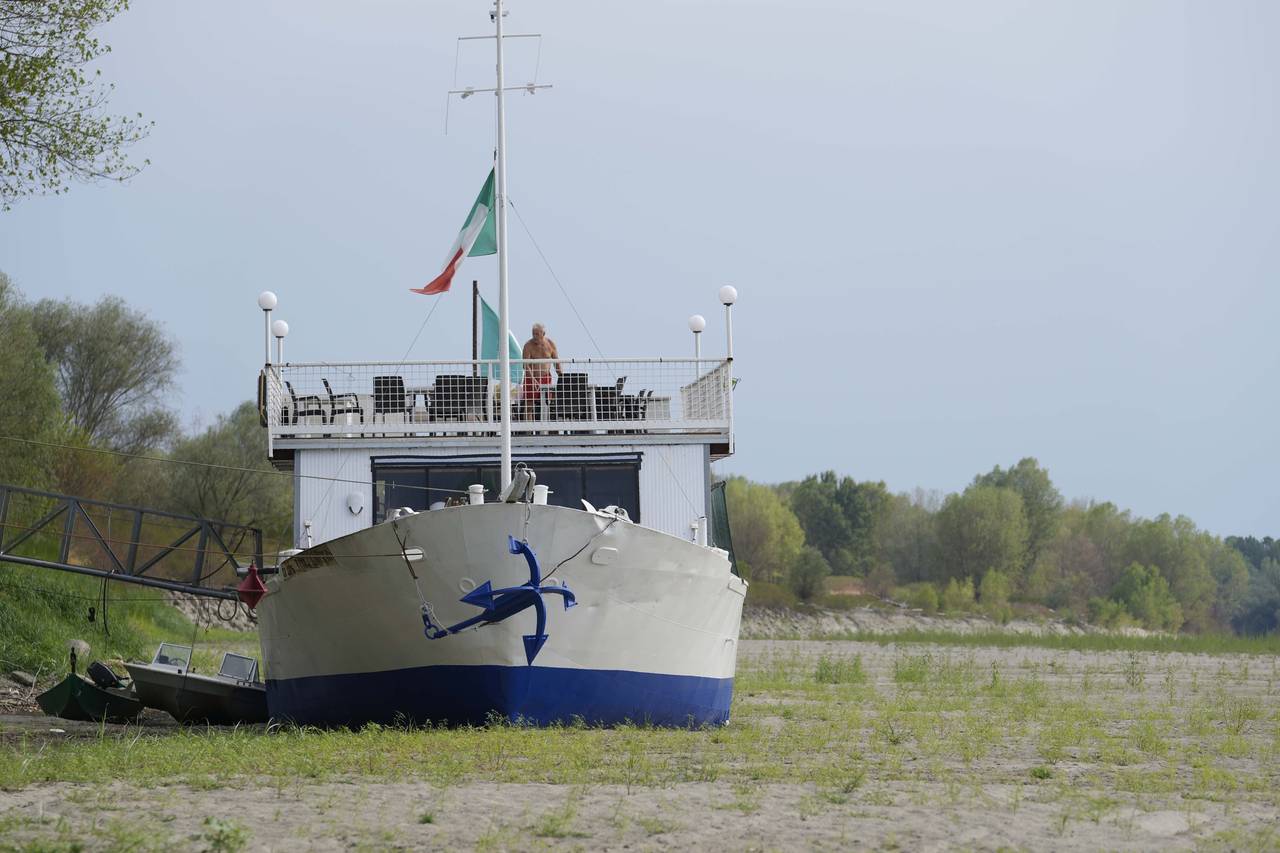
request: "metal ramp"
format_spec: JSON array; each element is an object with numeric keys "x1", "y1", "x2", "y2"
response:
[{"x1": 0, "y1": 483, "x2": 266, "y2": 600}]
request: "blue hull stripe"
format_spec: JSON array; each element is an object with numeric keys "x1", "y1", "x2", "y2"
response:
[{"x1": 267, "y1": 665, "x2": 734, "y2": 728}]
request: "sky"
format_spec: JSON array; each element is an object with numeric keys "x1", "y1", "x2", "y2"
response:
[{"x1": 1, "y1": 1, "x2": 1276, "y2": 537}]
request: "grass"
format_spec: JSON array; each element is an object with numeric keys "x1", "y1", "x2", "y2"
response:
[
  {"x1": 1, "y1": 602, "x2": 1278, "y2": 848},
  {"x1": 0, "y1": 562, "x2": 249, "y2": 679},
  {"x1": 764, "y1": 626, "x2": 1280, "y2": 656}
]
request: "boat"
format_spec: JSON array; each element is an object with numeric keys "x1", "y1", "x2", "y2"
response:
[
  {"x1": 124, "y1": 643, "x2": 268, "y2": 725},
  {"x1": 37, "y1": 660, "x2": 143, "y2": 724},
  {"x1": 252, "y1": 0, "x2": 745, "y2": 727}
]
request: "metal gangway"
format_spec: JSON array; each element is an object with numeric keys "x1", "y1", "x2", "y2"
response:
[{"x1": 0, "y1": 483, "x2": 266, "y2": 601}]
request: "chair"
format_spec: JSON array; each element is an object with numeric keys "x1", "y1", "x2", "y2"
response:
[
  {"x1": 619, "y1": 388, "x2": 648, "y2": 421},
  {"x1": 429, "y1": 374, "x2": 468, "y2": 421},
  {"x1": 285, "y1": 381, "x2": 327, "y2": 426},
  {"x1": 592, "y1": 376, "x2": 623, "y2": 421},
  {"x1": 323, "y1": 378, "x2": 364, "y2": 425},
  {"x1": 372, "y1": 376, "x2": 408, "y2": 425},
  {"x1": 551, "y1": 372, "x2": 591, "y2": 422},
  {"x1": 462, "y1": 375, "x2": 491, "y2": 420}
]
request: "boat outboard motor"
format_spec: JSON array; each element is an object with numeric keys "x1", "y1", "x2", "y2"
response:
[
  {"x1": 87, "y1": 661, "x2": 128, "y2": 690},
  {"x1": 501, "y1": 465, "x2": 536, "y2": 503}
]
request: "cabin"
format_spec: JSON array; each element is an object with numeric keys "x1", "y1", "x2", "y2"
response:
[{"x1": 258, "y1": 306, "x2": 737, "y2": 550}]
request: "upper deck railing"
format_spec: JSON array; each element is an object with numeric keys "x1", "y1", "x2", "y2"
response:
[{"x1": 259, "y1": 358, "x2": 732, "y2": 444}]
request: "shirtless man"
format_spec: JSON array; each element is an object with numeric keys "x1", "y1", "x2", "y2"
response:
[{"x1": 520, "y1": 323, "x2": 561, "y2": 415}]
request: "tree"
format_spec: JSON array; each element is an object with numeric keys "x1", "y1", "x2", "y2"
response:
[
  {"x1": 1110, "y1": 563, "x2": 1183, "y2": 632},
  {"x1": 788, "y1": 471, "x2": 888, "y2": 575},
  {"x1": 0, "y1": 273, "x2": 61, "y2": 486},
  {"x1": 30, "y1": 295, "x2": 179, "y2": 454},
  {"x1": 973, "y1": 458, "x2": 1063, "y2": 570},
  {"x1": 166, "y1": 401, "x2": 291, "y2": 545},
  {"x1": 789, "y1": 472, "x2": 854, "y2": 573},
  {"x1": 1, "y1": 0, "x2": 150, "y2": 208},
  {"x1": 724, "y1": 477, "x2": 804, "y2": 584},
  {"x1": 1233, "y1": 557, "x2": 1280, "y2": 636},
  {"x1": 879, "y1": 489, "x2": 941, "y2": 583},
  {"x1": 1122, "y1": 514, "x2": 1216, "y2": 632},
  {"x1": 788, "y1": 546, "x2": 830, "y2": 602},
  {"x1": 934, "y1": 485, "x2": 1028, "y2": 584}
]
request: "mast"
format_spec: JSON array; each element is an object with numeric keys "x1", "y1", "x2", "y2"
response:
[{"x1": 494, "y1": 0, "x2": 513, "y2": 490}]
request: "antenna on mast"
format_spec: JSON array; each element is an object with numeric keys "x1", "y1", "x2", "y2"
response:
[{"x1": 446, "y1": 1, "x2": 552, "y2": 490}]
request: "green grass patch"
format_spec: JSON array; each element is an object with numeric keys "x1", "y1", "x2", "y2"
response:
[
  {"x1": 0, "y1": 561, "x2": 250, "y2": 678},
  {"x1": 800, "y1": 628, "x2": 1280, "y2": 655}
]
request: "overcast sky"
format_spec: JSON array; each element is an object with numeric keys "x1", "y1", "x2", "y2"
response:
[{"x1": 2, "y1": 1, "x2": 1276, "y2": 536}]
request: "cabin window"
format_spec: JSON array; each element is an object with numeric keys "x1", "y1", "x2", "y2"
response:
[{"x1": 371, "y1": 456, "x2": 640, "y2": 524}]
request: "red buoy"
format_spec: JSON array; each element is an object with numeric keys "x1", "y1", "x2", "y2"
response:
[{"x1": 237, "y1": 562, "x2": 268, "y2": 609}]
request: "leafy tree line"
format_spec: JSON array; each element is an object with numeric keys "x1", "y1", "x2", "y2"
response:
[
  {"x1": 726, "y1": 458, "x2": 1272, "y2": 636},
  {"x1": 0, "y1": 273, "x2": 291, "y2": 546}
]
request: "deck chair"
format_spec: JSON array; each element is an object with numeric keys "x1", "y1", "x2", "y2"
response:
[
  {"x1": 285, "y1": 381, "x2": 327, "y2": 426},
  {"x1": 323, "y1": 378, "x2": 364, "y2": 424}
]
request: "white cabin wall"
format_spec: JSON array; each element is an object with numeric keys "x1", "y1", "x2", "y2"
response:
[
  {"x1": 294, "y1": 447, "x2": 376, "y2": 546},
  {"x1": 638, "y1": 444, "x2": 706, "y2": 542},
  {"x1": 292, "y1": 442, "x2": 709, "y2": 546}
]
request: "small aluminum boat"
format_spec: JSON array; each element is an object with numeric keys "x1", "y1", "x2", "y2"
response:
[{"x1": 125, "y1": 643, "x2": 268, "y2": 725}]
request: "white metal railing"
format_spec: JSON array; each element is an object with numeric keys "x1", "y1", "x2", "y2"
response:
[{"x1": 260, "y1": 358, "x2": 731, "y2": 440}]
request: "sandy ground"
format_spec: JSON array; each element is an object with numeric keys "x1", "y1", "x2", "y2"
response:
[
  {"x1": 1, "y1": 639, "x2": 1277, "y2": 851},
  {"x1": 2, "y1": 776, "x2": 1267, "y2": 852}
]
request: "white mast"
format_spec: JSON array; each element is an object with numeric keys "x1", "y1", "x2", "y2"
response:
[{"x1": 494, "y1": 0, "x2": 513, "y2": 491}]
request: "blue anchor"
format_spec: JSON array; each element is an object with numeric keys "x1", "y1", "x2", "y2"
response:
[{"x1": 421, "y1": 536, "x2": 576, "y2": 664}]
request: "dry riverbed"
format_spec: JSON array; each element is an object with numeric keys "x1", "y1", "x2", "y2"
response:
[{"x1": 1, "y1": 639, "x2": 1277, "y2": 851}]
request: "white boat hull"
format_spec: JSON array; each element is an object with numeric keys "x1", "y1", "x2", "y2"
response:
[{"x1": 257, "y1": 503, "x2": 746, "y2": 726}]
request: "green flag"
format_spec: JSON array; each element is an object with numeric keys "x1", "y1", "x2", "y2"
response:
[{"x1": 480, "y1": 294, "x2": 523, "y2": 383}]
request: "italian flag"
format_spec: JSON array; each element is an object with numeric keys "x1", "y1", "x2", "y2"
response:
[{"x1": 411, "y1": 169, "x2": 497, "y2": 295}]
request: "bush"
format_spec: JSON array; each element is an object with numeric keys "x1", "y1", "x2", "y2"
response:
[
  {"x1": 979, "y1": 569, "x2": 1013, "y2": 624},
  {"x1": 1110, "y1": 563, "x2": 1184, "y2": 631},
  {"x1": 1088, "y1": 596, "x2": 1135, "y2": 629},
  {"x1": 899, "y1": 583, "x2": 939, "y2": 615},
  {"x1": 745, "y1": 580, "x2": 797, "y2": 609},
  {"x1": 942, "y1": 577, "x2": 976, "y2": 614},
  {"x1": 865, "y1": 563, "x2": 897, "y2": 598},
  {"x1": 814, "y1": 654, "x2": 866, "y2": 684},
  {"x1": 788, "y1": 547, "x2": 831, "y2": 602}
]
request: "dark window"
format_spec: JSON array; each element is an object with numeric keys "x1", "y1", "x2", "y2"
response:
[
  {"x1": 585, "y1": 465, "x2": 639, "y2": 514},
  {"x1": 371, "y1": 458, "x2": 640, "y2": 524},
  {"x1": 374, "y1": 468, "x2": 427, "y2": 520}
]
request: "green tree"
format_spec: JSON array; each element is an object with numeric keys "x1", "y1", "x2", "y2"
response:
[
  {"x1": 879, "y1": 489, "x2": 940, "y2": 583},
  {"x1": 979, "y1": 569, "x2": 1012, "y2": 623},
  {"x1": 1122, "y1": 515, "x2": 1216, "y2": 632},
  {"x1": 0, "y1": 273, "x2": 61, "y2": 486},
  {"x1": 935, "y1": 485, "x2": 1028, "y2": 584},
  {"x1": 973, "y1": 457, "x2": 1063, "y2": 570},
  {"x1": 1233, "y1": 557, "x2": 1280, "y2": 636},
  {"x1": 724, "y1": 477, "x2": 804, "y2": 584},
  {"x1": 788, "y1": 546, "x2": 830, "y2": 602},
  {"x1": 788, "y1": 471, "x2": 888, "y2": 575},
  {"x1": 1110, "y1": 563, "x2": 1183, "y2": 631},
  {"x1": 166, "y1": 402, "x2": 291, "y2": 545},
  {"x1": 30, "y1": 295, "x2": 179, "y2": 454},
  {"x1": 789, "y1": 471, "x2": 854, "y2": 573},
  {"x1": 0, "y1": 0, "x2": 150, "y2": 208}
]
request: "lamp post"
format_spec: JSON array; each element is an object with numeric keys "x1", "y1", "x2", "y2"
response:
[
  {"x1": 272, "y1": 319, "x2": 289, "y2": 365},
  {"x1": 718, "y1": 285, "x2": 737, "y2": 359},
  {"x1": 688, "y1": 314, "x2": 706, "y2": 361},
  {"x1": 257, "y1": 291, "x2": 277, "y2": 365}
]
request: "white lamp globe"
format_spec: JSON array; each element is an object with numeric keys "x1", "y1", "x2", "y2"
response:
[
  {"x1": 271, "y1": 319, "x2": 290, "y2": 339},
  {"x1": 688, "y1": 314, "x2": 706, "y2": 333},
  {"x1": 257, "y1": 291, "x2": 278, "y2": 311},
  {"x1": 718, "y1": 285, "x2": 738, "y2": 306}
]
